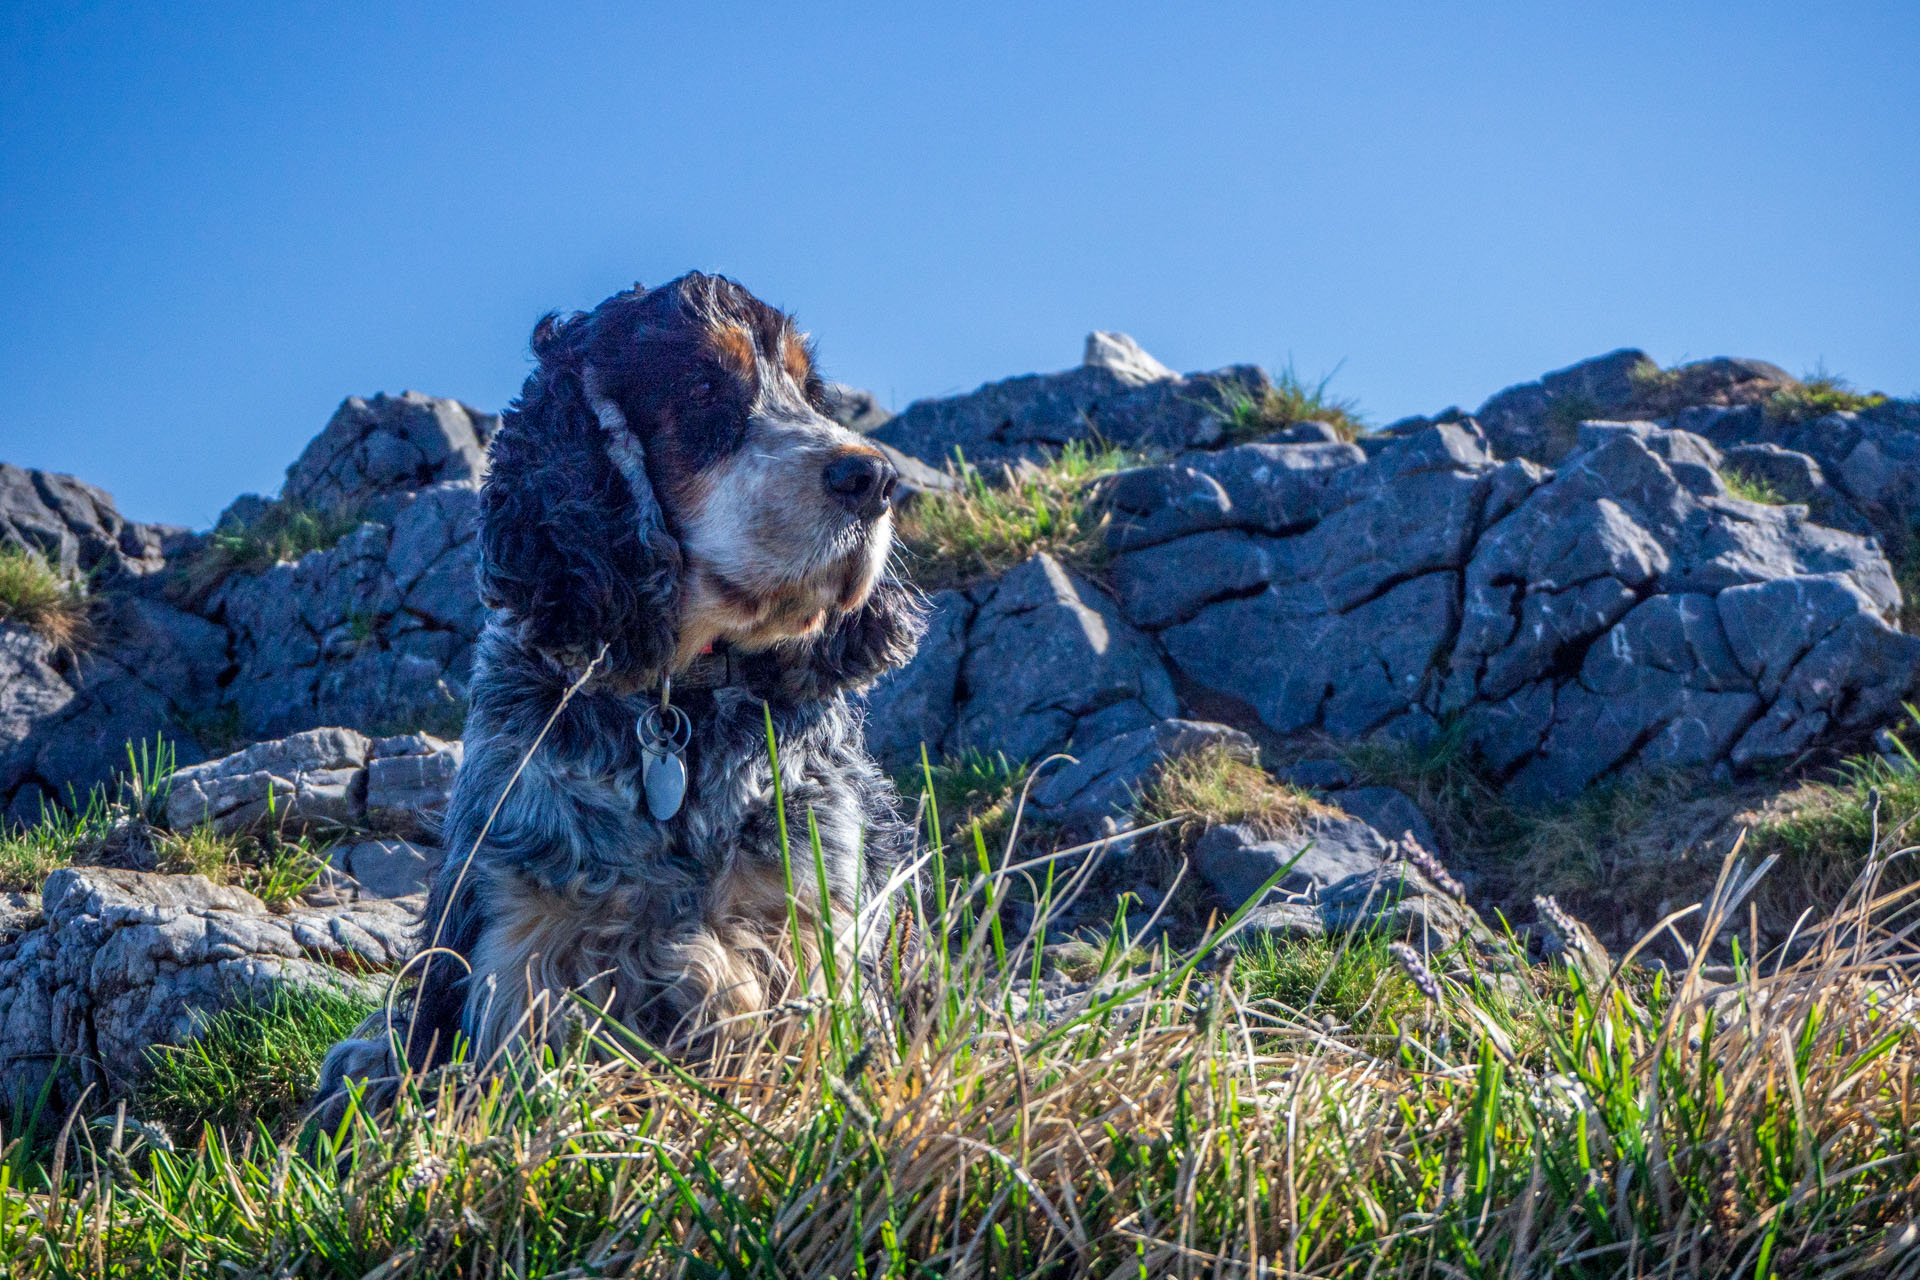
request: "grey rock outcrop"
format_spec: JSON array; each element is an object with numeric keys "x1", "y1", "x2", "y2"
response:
[
  {"x1": 823, "y1": 383, "x2": 893, "y2": 434},
  {"x1": 282, "y1": 392, "x2": 496, "y2": 514},
  {"x1": 165, "y1": 728, "x2": 461, "y2": 838},
  {"x1": 870, "y1": 413, "x2": 1920, "y2": 803},
  {"x1": 863, "y1": 553, "x2": 1178, "y2": 769},
  {"x1": 209, "y1": 482, "x2": 481, "y2": 738},
  {"x1": 0, "y1": 867, "x2": 413, "y2": 1106},
  {"x1": 0, "y1": 463, "x2": 181, "y2": 580},
  {"x1": 1, "y1": 597, "x2": 229, "y2": 824},
  {"x1": 870, "y1": 333, "x2": 1266, "y2": 468}
]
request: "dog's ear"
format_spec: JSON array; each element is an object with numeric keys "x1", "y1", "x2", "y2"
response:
[
  {"x1": 477, "y1": 314, "x2": 682, "y2": 683},
  {"x1": 746, "y1": 574, "x2": 927, "y2": 702}
]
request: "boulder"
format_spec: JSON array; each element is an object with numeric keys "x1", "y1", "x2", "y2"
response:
[
  {"x1": 1475, "y1": 348, "x2": 1654, "y2": 462},
  {"x1": 1194, "y1": 814, "x2": 1392, "y2": 908},
  {"x1": 870, "y1": 332, "x2": 1267, "y2": 468},
  {"x1": 209, "y1": 482, "x2": 482, "y2": 738},
  {"x1": 1028, "y1": 719, "x2": 1257, "y2": 837},
  {"x1": 165, "y1": 728, "x2": 371, "y2": 834},
  {"x1": 322, "y1": 837, "x2": 434, "y2": 900},
  {"x1": 0, "y1": 866, "x2": 413, "y2": 1106},
  {"x1": 0, "y1": 463, "x2": 180, "y2": 580},
  {"x1": 164, "y1": 728, "x2": 461, "y2": 839},
  {"x1": 950, "y1": 554, "x2": 1177, "y2": 764},
  {"x1": 282, "y1": 391, "x2": 496, "y2": 513},
  {"x1": 862, "y1": 590, "x2": 972, "y2": 770},
  {"x1": 1097, "y1": 420, "x2": 1920, "y2": 800}
]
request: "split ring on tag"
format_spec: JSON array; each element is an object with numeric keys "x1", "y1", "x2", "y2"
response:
[{"x1": 637, "y1": 698, "x2": 693, "y2": 822}]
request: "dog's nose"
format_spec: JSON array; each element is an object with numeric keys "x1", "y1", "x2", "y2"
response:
[{"x1": 823, "y1": 450, "x2": 898, "y2": 521}]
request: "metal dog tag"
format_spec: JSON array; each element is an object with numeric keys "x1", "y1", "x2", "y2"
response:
[{"x1": 637, "y1": 681, "x2": 692, "y2": 822}]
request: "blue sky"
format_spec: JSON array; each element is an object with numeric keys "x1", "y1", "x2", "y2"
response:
[{"x1": 2, "y1": 2, "x2": 1915, "y2": 529}]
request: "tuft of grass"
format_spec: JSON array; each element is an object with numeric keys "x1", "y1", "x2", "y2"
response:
[
  {"x1": 899, "y1": 748, "x2": 1031, "y2": 850},
  {"x1": 1767, "y1": 367, "x2": 1890, "y2": 426},
  {"x1": 1719, "y1": 468, "x2": 1786, "y2": 505},
  {"x1": 1136, "y1": 742, "x2": 1330, "y2": 854},
  {"x1": 173, "y1": 702, "x2": 246, "y2": 757},
  {"x1": 0, "y1": 546, "x2": 90, "y2": 650},
  {"x1": 155, "y1": 825, "x2": 329, "y2": 909},
  {"x1": 143, "y1": 985, "x2": 378, "y2": 1136},
  {"x1": 1234, "y1": 929, "x2": 1425, "y2": 1039},
  {"x1": 1213, "y1": 361, "x2": 1365, "y2": 444},
  {"x1": 1744, "y1": 715, "x2": 1920, "y2": 922},
  {"x1": 170, "y1": 498, "x2": 366, "y2": 603},
  {"x1": 894, "y1": 440, "x2": 1131, "y2": 590},
  {"x1": 0, "y1": 737, "x2": 178, "y2": 890}
]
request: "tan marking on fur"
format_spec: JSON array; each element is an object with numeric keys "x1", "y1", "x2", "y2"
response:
[
  {"x1": 708, "y1": 324, "x2": 756, "y2": 377},
  {"x1": 781, "y1": 332, "x2": 813, "y2": 384}
]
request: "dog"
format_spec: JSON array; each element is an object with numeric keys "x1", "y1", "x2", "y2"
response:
[{"x1": 318, "y1": 273, "x2": 924, "y2": 1098}]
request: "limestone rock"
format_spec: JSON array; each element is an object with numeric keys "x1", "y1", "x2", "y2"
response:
[
  {"x1": 1028, "y1": 719, "x2": 1257, "y2": 837},
  {"x1": 0, "y1": 866, "x2": 412, "y2": 1106},
  {"x1": 282, "y1": 391, "x2": 496, "y2": 513},
  {"x1": 0, "y1": 463, "x2": 179, "y2": 580},
  {"x1": 871, "y1": 333, "x2": 1266, "y2": 468}
]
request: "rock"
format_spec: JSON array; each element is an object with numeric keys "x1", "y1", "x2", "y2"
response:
[
  {"x1": 1316, "y1": 862, "x2": 1486, "y2": 951},
  {"x1": 1105, "y1": 420, "x2": 1920, "y2": 800},
  {"x1": 872, "y1": 441, "x2": 960, "y2": 501},
  {"x1": 1082, "y1": 331, "x2": 1176, "y2": 384},
  {"x1": 0, "y1": 866, "x2": 413, "y2": 1106},
  {"x1": 1028, "y1": 719, "x2": 1256, "y2": 837},
  {"x1": 282, "y1": 391, "x2": 495, "y2": 513},
  {"x1": 0, "y1": 463, "x2": 179, "y2": 580},
  {"x1": 1195, "y1": 814, "x2": 1392, "y2": 907},
  {"x1": 364, "y1": 733, "x2": 463, "y2": 837},
  {"x1": 1330, "y1": 786, "x2": 1438, "y2": 855},
  {"x1": 950, "y1": 554, "x2": 1177, "y2": 764},
  {"x1": 822, "y1": 383, "x2": 893, "y2": 434},
  {"x1": 1278, "y1": 758, "x2": 1354, "y2": 790},
  {"x1": 862, "y1": 590, "x2": 972, "y2": 771},
  {"x1": 210, "y1": 482, "x2": 481, "y2": 739},
  {"x1": 165, "y1": 728, "x2": 371, "y2": 834},
  {"x1": 324, "y1": 837, "x2": 434, "y2": 900},
  {"x1": 1476, "y1": 348, "x2": 1654, "y2": 462},
  {"x1": 870, "y1": 333, "x2": 1267, "y2": 468},
  {"x1": 0, "y1": 597, "x2": 230, "y2": 824}
]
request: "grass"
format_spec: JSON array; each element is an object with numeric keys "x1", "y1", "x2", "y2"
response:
[
  {"x1": 169, "y1": 497, "x2": 366, "y2": 603},
  {"x1": 0, "y1": 789, "x2": 1914, "y2": 1276},
  {"x1": 1213, "y1": 361, "x2": 1365, "y2": 444},
  {"x1": 1234, "y1": 927, "x2": 1425, "y2": 1039},
  {"x1": 1720, "y1": 468, "x2": 1787, "y2": 505},
  {"x1": 0, "y1": 546, "x2": 89, "y2": 650},
  {"x1": 0, "y1": 736, "x2": 324, "y2": 908},
  {"x1": 1136, "y1": 741, "x2": 1331, "y2": 852},
  {"x1": 898, "y1": 748, "x2": 1031, "y2": 850},
  {"x1": 143, "y1": 985, "x2": 378, "y2": 1136},
  {"x1": 1767, "y1": 368, "x2": 1890, "y2": 426},
  {"x1": 893, "y1": 440, "x2": 1133, "y2": 590}
]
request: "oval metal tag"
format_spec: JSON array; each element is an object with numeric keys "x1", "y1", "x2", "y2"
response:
[{"x1": 644, "y1": 752, "x2": 687, "y2": 822}]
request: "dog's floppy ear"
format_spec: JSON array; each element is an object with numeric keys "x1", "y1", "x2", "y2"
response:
[
  {"x1": 746, "y1": 574, "x2": 927, "y2": 703},
  {"x1": 477, "y1": 313, "x2": 682, "y2": 684}
]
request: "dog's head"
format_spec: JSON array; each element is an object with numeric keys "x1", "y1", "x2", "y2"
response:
[{"x1": 479, "y1": 272, "x2": 920, "y2": 692}]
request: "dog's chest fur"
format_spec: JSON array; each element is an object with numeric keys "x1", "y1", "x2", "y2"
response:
[{"x1": 417, "y1": 621, "x2": 902, "y2": 1059}]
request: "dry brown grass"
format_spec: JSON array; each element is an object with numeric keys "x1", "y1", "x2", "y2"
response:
[
  {"x1": 0, "y1": 545, "x2": 90, "y2": 650},
  {"x1": 1136, "y1": 742, "x2": 1334, "y2": 851}
]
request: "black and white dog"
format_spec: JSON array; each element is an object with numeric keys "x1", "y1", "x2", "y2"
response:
[{"x1": 322, "y1": 273, "x2": 924, "y2": 1093}]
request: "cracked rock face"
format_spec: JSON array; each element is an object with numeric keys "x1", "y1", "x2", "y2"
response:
[
  {"x1": 283, "y1": 391, "x2": 497, "y2": 514},
  {"x1": 210, "y1": 482, "x2": 482, "y2": 739},
  {"x1": 165, "y1": 727, "x2": 461, "y2": 839},
  {"x1": 872, "y1": 418, "x2": 1920, "y2": 802},
  {"x1": 0, "y1": 867, "x2": 413, "y2": 1108},
  {"x1": 0, "y1": 463, "x2": 181, "y2": 580}
]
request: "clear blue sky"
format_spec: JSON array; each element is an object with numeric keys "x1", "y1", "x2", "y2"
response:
[{"x1": 2, "y1": 2, "x2": 1915, "y2": 529}]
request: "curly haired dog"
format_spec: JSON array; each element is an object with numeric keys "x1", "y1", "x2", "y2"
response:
[{"x1": 319, "y1": 273, "x2": 923, "y2": 1094}]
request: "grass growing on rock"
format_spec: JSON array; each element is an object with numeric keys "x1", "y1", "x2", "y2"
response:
[
  {"x1": 144, "y1": 985, "x2": 378, "y2": 1136},
  {"x1": 169, "y1": 497, "x2": 368, "y2": 604},
  {"x1": 1213, "y1": 361, "x2": 1365, "y2": 444},
  {"x1": 1136, "y1": 741, "x2": 1330, "y2": 849},
  {"x1": 894, "y1": 440, "x2": 1132, "y2": 590},
  {"x1": 1719, "y1": 468, "x2": 1786, "y2": 504},
  {"x1": 0, "y1": 546, "x2": 89, "y2": 650},
  {"x1": 1767, "y1": 368, "x2": 1891, "y2": 426},
  {"x1": 899, "y1": 747, "x2": 1032, "y2": 850}
]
